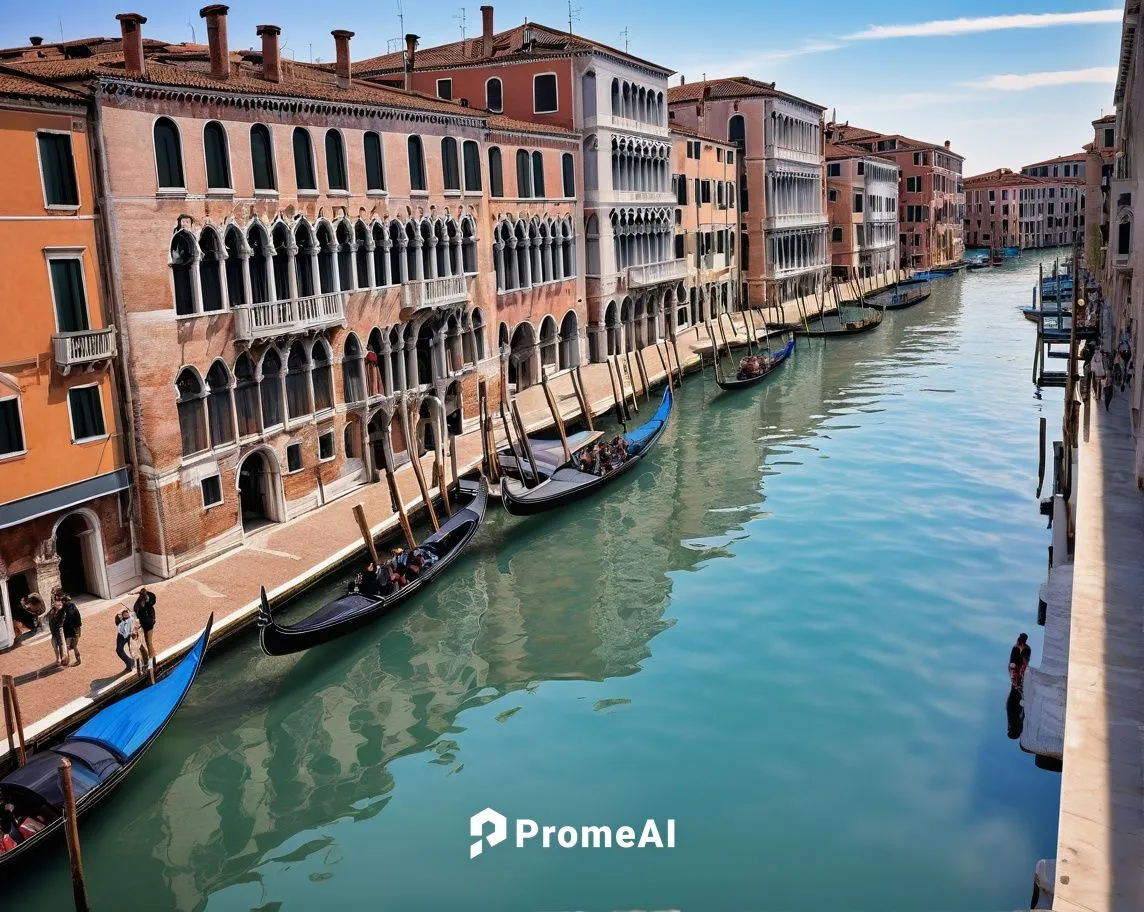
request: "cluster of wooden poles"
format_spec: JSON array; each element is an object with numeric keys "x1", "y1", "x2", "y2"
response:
[{"x1": 704, "y1": 306, "x2": 774, "y2": 384}]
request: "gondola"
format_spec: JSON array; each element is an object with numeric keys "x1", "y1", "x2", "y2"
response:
[
  {"x1": 716, "y1": 336, "x2": 795, "y2": 391},
  {"x1": 0, "y1": 617, "x2": 213, "y2": 866},
  {"x1": 496, "y1": 429, "x2": 602, "y2": 481},
  {"x1": 257, "y1": 477, "x2": 488, "y2": 656},
  {"x1": 867, "y1": 279, "x2": 931, "y2": 311},
  {"x1": 798, "y1": 306, "x2": 883, "y2": 336},
  {"x1": 501, "y1": 386, "x2": 673, "y2": 516},
  {"x1": 1023, "y1": 306, "x2": 1070, "y2": 323}
]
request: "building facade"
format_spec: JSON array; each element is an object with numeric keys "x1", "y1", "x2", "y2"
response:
[
  {"x1": 1085, "y1": 114, "x2": 1119, "y2": 269},
  {"x1": 355, "y1": 7, "x2": 694, "y2": 365},
  {"x1": 4, "y1": 7, "x2": 583, "y2": 578},
  {"x1": 825, "y1": 142, "x2": 899, "y2": 279},
  {"x1": 963, "y1": 169, "x2": 1035, "y2": 248},
  {"x1": 0, "y1": 71, "x2": 135, "y2": 643},
  {"x1": 828, "y1": 124, "x2": 965, "y2": 269},
  {"x1": 1021, "y1": 153, "x2": 1086, "y2": 181},
  {"x1": 668, "y1": 77, "x2": 828, "y2": 310}
]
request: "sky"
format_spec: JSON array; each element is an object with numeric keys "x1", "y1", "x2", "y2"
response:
[{"x1": 0, "y1": 0, "x2": 1126, "y2": 174}]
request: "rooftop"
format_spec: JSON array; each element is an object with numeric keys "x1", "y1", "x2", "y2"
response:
[
  {"x1": 667, "y1": 76, "x2": 825, "y2": 112},
  {"x1": 668, "y1": 119, "x2": 735, "y2": 146},
  {"x1": 964, "y1": 168, "x2": 1045, "y2": 188},
  {"x1": 827, "y1": 122, "x2": 964, "y2": 160},
  {"x1": 1021, "y1": 152, "x2": 1087, "y2": 169},
  {"x1": 825, "y1": 140, "x2": 896, "y2": 165}
]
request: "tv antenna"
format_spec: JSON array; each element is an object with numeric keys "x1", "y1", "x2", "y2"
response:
[
  {"x1": 620, "y1": 27, "x2": 630, "y2": 53},
  {"x1": 397, "y1": 0, "x2": 405, "y2": 37},
  {"x1": 187, "y1": 20, "x2": 196, "y2": 43},
  {"x1": 567, "y1": 0, "x2": 581, "y2": 33},
  {"x1": 454, "y1": 7, "x2": 467, "y2": 39}
]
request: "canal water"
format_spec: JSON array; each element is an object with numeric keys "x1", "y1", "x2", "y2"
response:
[{"x1": 11, "y1": 256, "x2": 1064, "y2": 911}]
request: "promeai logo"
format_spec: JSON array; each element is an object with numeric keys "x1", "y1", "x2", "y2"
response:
[
  {"x1": 470, "y1": 807, "x2": 508, "y2": 858},
  {"x1": 469, "y1": 809, "x2": 675, "y2": 858}
]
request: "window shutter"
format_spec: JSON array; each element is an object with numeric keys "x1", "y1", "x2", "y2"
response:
[
  {"x1": 50, "y1": 259, "x2": 88, "y2": 333},
  {"x1": 38, "y1": 133, "x2": 79, "y2": 205}
]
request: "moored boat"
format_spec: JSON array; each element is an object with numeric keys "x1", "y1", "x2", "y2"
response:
[
  {"x1": 716, "y1": 336, "x2": 795, "y2": 391},
  {"x1": 797, "y1": 305, "x2": 883, "y2": 335},
  {"x1": 501, "y1": 386, "x2": 673, "y2": 516},
  {"x1": 257, "y1": 478, "x2": 488, "y2": 656},
  {"x1": 867, "y1": 279, "x2": 931, "y2": 311},
  {"x1": 0, "y1": 617, "x2": 213, "y2": 866}
]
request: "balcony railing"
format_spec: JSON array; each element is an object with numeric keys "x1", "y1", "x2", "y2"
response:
[
  {"x1": 52, "y1": 327, "x2": 116, "y2": 372},
  {"x1": 233, "y1": 291, "x2": 347, "y2": 343},
  {"x1": 627, "y1": 259, "x2": 689, "y2": 287},
  {"x1": 402, "y1": 274, "x2": 469, "y2": 311},
  {"x1": 763, "y1": 212, "x2": 828, "y2": 231}
]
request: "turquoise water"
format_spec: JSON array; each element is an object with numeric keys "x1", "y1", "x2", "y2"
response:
[{"x1": 10, "y1": 256, "x2": 1063, "y2": 911}]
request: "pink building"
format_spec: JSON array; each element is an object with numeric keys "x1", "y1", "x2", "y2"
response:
[
  {"x1": 825, "y1": 142, "x2": 899, "y2": 279},
  {"x1": 963, "y1": 169, "x2": 1033, "y2": 249}
]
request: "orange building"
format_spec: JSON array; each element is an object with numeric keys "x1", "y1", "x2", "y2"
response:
[{"x1": 0, "y1": 69, "x2": 134, "y2": 646}]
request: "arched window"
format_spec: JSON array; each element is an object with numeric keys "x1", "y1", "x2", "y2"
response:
[
  {"x1": 364, "y1": 132, "x2": 386, "y2": 191},
  {"x1": 582, "y1": 72, "x2": 596, "y2": 119},
  {"x1": 559, "y1": 310, "x2": 579, "y2": 369},
  {"x1": 372, "y1": 223, "x2": 388, "y2": 286},
  {"x1": 728, "y1": 115, "x2": 746, "y2": 150},
  {"x1": 516, "y1": 149, "x2": 532, "y2": 197},
  {"x1": 486, "y1": 77, "x2": 503, "y2": 113},
  {"x1": 355, "y1": 222, "x2": 371, "y2": 288},
  {"x1": 170, "y1": 231, "x2": 196, "y2": 316},
  {"x1": 389, "y1": 326, "x2": 404, "y2": 392},
  {"x1": 271, "y1": 222, "x2": 292, "y2": 301},
  {"x1": 561, "y1": 219, "x2": 574, "y2": 277},
  {"x1": 175, "y1": 368, "x2": 207, "y2": 456},
  {"x1": 204, "y1": 122, "x2": 231, "y2": 190},
  {"x1": 539, "y1": 316, "x2": 558, "y2": 368},
  {"x1": 251, "y1": 124, "x2": 276, "y2": 191},
  {"x1": 198, "y1": 229, "x2": 224, "y2": 312},
  {"x1": 408, "y1": 136, "x2": 427, "y2": 192},
  {"x1": 296, "y1": 222, "x2": 318, "y2": 296},
  {"x1": 206, "y1": 360, "x2": 235, "y2": 447},
  {"x1": 154, "y1": 117, "x2": 184, "y2": 189},
  {"x1": 224, "y1": 226, "x2": 246, "y2": 307},
  {"x1": 488, "y1": 146, "x2": 504, "y2": 198},
  {"x1": 260, "y1": 349, "x2": 284, "y2": 428},
  {"x1": 342, "y1": 335, "x2": 365, "y2": 403},
  {"x1": 311, "y1": 338, "x2": 334, "y2": 411},
  {"x1": 610, "y1": 78, "x2": 620, "y2": 115},
  {"x1": 585, "y1": 214, "x2": 600, "y2": 275},
  {"x1": 471, "y1": 307, "x2": 486, "y2": 361},
  {"x1": 234, "y1": 353, "x2": 260, "y2": 437},
  {"x1": 462, "y1": 217, "x2": 477, "y2": 273},
  {"x1": 325, "y1": 130, "x2": 348, "y2": 191},
  {"x1": 462, "y1": 140, "x2": 482, "y2": 191},
  {"x1": 344, "y1": 422, "x2": 358, "y2": 459},
  {"x1": 248, "y1": 225, "x2": 270, "y2": 304},
  {"x1": 335, "y1": 221, "x2": 354, "y2": 291},
  {"x1": 293, "y1": 128, "x2": 317, "y2": 191},
  {"x1": 286, "y1": 341, "x2": 311, "y2": 419},
  {"x1": 441, "y1": 137, "x2": 460, "y2": 191},
  {"x1": 561, "y1": 152, "x2": 575, "y2": 197},
  {"x1": 532, "y1": 151, "x2": 546, "y2": 198},
  {"x1": 316, "y1": 223, "x2": 336, "y2": 294}
]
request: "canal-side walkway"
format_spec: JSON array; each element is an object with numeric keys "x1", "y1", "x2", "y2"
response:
[{"x1": 1051, "y1": 391, "x2": 1144, "y2": 912}]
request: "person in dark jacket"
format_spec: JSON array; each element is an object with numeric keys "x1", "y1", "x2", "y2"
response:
[
  {"x1": 1009, "y1": 633, "x2": 1032, "y2": 690},
  {"x1": 57, "y1": 590, "x2": 82, "y2": 667},
  {"x1": 133, "y1": 588, "x2": 157, "y2": 672},
  {"x1": 46, "y1": 599, "x2": 66, "y2": 666}
]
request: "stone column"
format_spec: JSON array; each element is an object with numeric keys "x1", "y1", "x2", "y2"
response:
[
  {"x1": 0, "y1": 562, "x2": 12, "y2": 649},
  {"x1": 34, "y1": 538, "x2": 62, "y2": 601}
]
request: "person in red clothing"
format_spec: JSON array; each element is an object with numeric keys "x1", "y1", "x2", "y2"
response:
[{"x1": 1008, "y1": 633, "x2": 1032, "y2": 690}]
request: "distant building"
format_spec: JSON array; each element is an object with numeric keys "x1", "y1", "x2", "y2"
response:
[
  {"x1": 963, "y1": 169, "x2": 1034, "y2": 249},
  {"x1": 825, "y1": 142, "x2": 899, "y2": 279},
  {"x1": 827, "y1": 124, "x2": 965, "y2": 269},
  {"x1": 1021, "y1": 153, "x2": 1086, "y2": 181},
  {"x1": 1084, "y1": 114, "x2": 1119, "y2": 269},
  {"x1": 668, "y1": 76, "x2": 828, "y2": 310}
]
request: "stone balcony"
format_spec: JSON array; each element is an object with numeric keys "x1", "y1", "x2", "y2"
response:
[
  {"x1": 627, "y1": 259, "x2": 689, "y2": 288},
  {"x1": 763, "y1": 212, "x2": 829, "y2": 232},
  {"x1": 232, "y1": 291, "x2": 347, "y2": 344},
  {"x1": 52, "y1": 327, "x2": 117, "y2": 374},
  {"x1": 401, "y1": 274, "x2": 469, "y2": 312}
]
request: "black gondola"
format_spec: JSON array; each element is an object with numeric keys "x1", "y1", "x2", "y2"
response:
[
  {"x1": 716, "y1": 336, "x2": 795, "y2": 390},
  {"x1": 501, "y1": 386, "x2": 673, "y2": 516},
  {"x1": 0, "y1": 616, "x2": 212, "y2": 866},
  {"x1": 798, "y1": 306, "x2": 883, "y2": 336},
  {"x1": 257, "y1": 477, "x2": 488, "y2": 656},
  {"x1": 867, "y1": 278, "x2": 931, "y2": 311}
]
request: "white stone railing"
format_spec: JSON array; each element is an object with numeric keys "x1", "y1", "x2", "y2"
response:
[
  {"x1": 627, "y1": 259, "x2": 690, "y2": 287},
  {"x1": 402, "y1": 274, "x2": 469, "y2": 311},
  {"x1": 763, "y1": 212, "x2": 828, "y2": 230},
  {"x1": 233, "y1": 291, "x2": 346, "y2": 343},
  {"x1": 52, "y1": 328, "x2": 116, "y2": 371}
]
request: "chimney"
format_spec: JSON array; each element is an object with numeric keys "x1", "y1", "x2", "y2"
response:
[
  {"x1": 680, "y1": 74, "x2": 685, "y2": 85},
  {"x1": 257, "y1": 24, "x2": 281, "y2": 83},
  {"x1": 332, "y1": 30, "x2": 354, "y2": 88},
  {"x1": 115, "y1": 13, "x2": 147, "y2": 76},
  {"x1": 481, "y1": 5, "x2": 494, "y2": 56},
  {"x1": 944, "y1": 140, "x2": 951, "y2": 149},
  {"x1": 200, "y1": 5, "x2": 230, "y2": 79},
  {"x1": 404, "y1": 33, "x2": 419, "y2": 90},
  {"x1": 29, "y1": 36, "x2": 43, "y2": 46}
]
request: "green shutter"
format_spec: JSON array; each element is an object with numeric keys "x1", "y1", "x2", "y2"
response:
[
  {"x1": 38, "y1": 133, "x2": 79, "y2": 206},
  {"x1": 293, "y1": 129, "x2": 316, "y2": 190},
  {"x1": 252, "y1": 126, "x2": 276, "y2": 190},
  {"x1": 364, "y1": 133, "x2": 385, "y2": 191},
  {"x1": 0, "y1": 399, "x2": 24, "y2": 455},
  {"x1": 50, "y1": 259, "x2": 88, "y2": 333},
  {"x1": 69, "y1": 386, "x2": 105, "y2": 440}
]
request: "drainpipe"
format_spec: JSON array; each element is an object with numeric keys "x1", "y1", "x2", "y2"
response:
[{"x1": 90, "y1": 93, "x2": 155, "y2": 582}]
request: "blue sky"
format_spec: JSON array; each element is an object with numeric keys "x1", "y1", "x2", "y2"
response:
[{"x1": 2, "y1": 1, "x2": 1124, "y2": 173}]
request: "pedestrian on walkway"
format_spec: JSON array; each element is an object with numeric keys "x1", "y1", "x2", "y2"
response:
[
  {"x1": 46, "y1": 598, "x2": 65, "y2": 666},
  {"x1": 113, "y1": 610, "x2": 136, "y2": 674},
  {"x1": 57, "y1": 589, "x2": 82, "y2": 667},
  {"x1": 1102, "y1": 352, "x2": 1115, "y2": 411},
  {"x1": 1089, "y1": 347, "x2": 1106, "y2": 405},
  {"x1": 133, "y1": 588, "x2": 157, "y2": 672},
  {"x1": 11, "y1": 593, "x2": 45, "y2": 641}
]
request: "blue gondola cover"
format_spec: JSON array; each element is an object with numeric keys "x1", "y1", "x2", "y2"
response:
[{"x1": 624, "y1": 388, "x2": 673, "y2": 454}]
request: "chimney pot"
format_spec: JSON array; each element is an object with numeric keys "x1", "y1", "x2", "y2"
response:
[
  {"x1": 404, "y1": 33, "x2": 419, "y2": 90},
  {"x1": 944, "y1": 139, "x2": 951, "y2": 149},
  {"x1": 257, "y1": 24, "x2": 282, "y2": 83},
  {"x1": 481, "y1": 5, "x2": 494, "y2": 56},
  {"x1": 200, "y1": 5, "x2": 230, "y2": 79},
  {"x1": 115, "y1": 13, "x2": 148, "y2": 76},
  {"x1": 332, "y1": 29, "x2": 354, "y2": 88},
  {"x1": 29, "y1": 36, "x2": 43, "y2": 46}
]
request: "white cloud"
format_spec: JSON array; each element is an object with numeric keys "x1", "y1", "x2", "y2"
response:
[
  {"x1": 963, "y1": 66, "x2": 1118, "y2": 90},
  {"x1": 677, "y1": 40, "x2": 841, "y2": 82},
  {"x1": 845, "y1": 9, "x2": 1123, "y2": 40}
]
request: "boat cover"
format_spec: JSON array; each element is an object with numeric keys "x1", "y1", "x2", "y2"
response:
[
  {"x1": 72, "y1": 622, "x2": 210, "y2": 759},
  {"x1": 624, "y1": 387, "x2": 672, "y2": 454}
]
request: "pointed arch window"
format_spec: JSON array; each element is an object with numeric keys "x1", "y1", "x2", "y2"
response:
[
  {"x1": 408, "y1": 135, "x2": 427, "y2": 192},
  {"x1": 441, "y1": 137, "x2": 460, "y2": 191},
  {"x1": 206, "y1": 361, "x2": 235, "y2": 447},
  {"x1": 248, "y1": 226, "x2": 270, "y2": 304},
  {"x1": 317, "y1": 223, "x2": 337, "y2": 294},
  {"x1": 364, "y1": 132, "x2": 386, "y2": 191},
  {"x1": 251, "y1": 124, "x2": 276, "y2": 191},
  {"x1": 311, "y1": 338, "x2": 334, "y2": 411},
  {"x1": 234, "y1": 353, "x2": 260, "y2": 437},
  {"x1": 224, "y1": 227, "x2": 246, "y2": 307},
  {"x1": 154, "y1": 117, "x2": 184, "y2": 189},
  {"x1": 286, "y1": 341, "x2": 312, "y2": 419},
  {"x1": 293, "y1": 128, "x2": 317, "y2": 191},
  {"x1": 175, "y1": 368, "x2": 207, "y2": 456},
  {"x1": 325, "y1": 130, "x2": 348, "y2": 191},
  {"x1": 342, "y1": 335, "x2": 365, "y2": 403},
  {"x1": 204, "y1": 121, "x2": 231, "y2": 190},
  {"x1": 170, "y1": 232, "x2": 196, "y2": 315},
  {"x1": 199, "y1": 230, "x2": 224, "y2": 312},
  {"x1": 260, "y1": 349, "x2": 284, "y2": 428}
]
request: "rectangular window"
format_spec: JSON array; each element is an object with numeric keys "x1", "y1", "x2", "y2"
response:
[
  {"x1": 436, "y1": 79, "x2": 452, "y2": 101},
  {"x1": 674, "y1": 233, "x2": 684, "y2": 258},
  {"x1": 827, "y1": 163, "x2": 841, "y2": 177},
  {"x1": 67, "y1": 385, "x2": 105, "y2": 442},
  {"x1": 701, "y1": 180, "x2": 711, "y2": 203},
  {"x1": 201, "y1": 474, "x2": 223, "y2": 507},
  {"x1": 726, "y1": 150, "x2": 734, "y2": 165},
  {"x1": 48, "y1": 257, "x2": 89, "y2": 333},
  {"x1": 828, "y1": 188, "x2": 837, "y2": 202},
  {"x1": 287, "y1": 442, "x2": 303, "y2": 473},
  {"x1": 1104, "y1": 128, "x2": 1114, "y2": 147},
  {"x1": 319, "y1": 431, "x2": 335, "y2": 461},
  {"x1": 716, "y1": 149, "x2": 723, "y2": 162},
  {"x1": 0, "y1": 397, "x2": 25, "y2": 456},
  {"x1": 463, "y1": 141, "x2": 482, "y2": 191},
  {"x1": 534, "y1": 74, "x2": 558, "y2": 113},
  {"x1": 716, "y1": 182, "x2": 725, "y2": 209},
  {"x1": 856, "y1": 161, "x2": 864, "y2": 176},
  {"x1": 38, "y1": 132, "x2": 79, "y2": 207},
  {"x1": 853, "y1": 193, "x2": 863, "y2": 213},
  {"x1": 675, "y1": 175, "x2": 688, "y2": 205}
]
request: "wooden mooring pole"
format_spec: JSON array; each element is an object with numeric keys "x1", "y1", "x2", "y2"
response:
[
  {"x1": 2, "y1": 675, "x2": 26, "y2": 766},
  {"x1": 398, "y1": 399, "x2": 439, "y2": 532},
  {"x1": 351, "y1": 504, "x2": 381, "y2": 566},
  {"x1": 1036, "y1": 416, "x2": 1047, "y2": 498},
  {"x1": 383, "y1": 469, "x2": 418, "y2": 551},
  {"x1": 634, "y1": 347, "x2": 652, "y2": 401},
  {"x1": 539, "y1": 368, "x2": 572, "y2": 464},
  {"x1": 572, "y1": 365, "x2": 595, "y2": 430},
  {"x1": 510, "y1": 398, "x2": 542, "y2": 484},
  {"x1": 57, "y1": 758, "x2": 91, "y2": 912},
  {"x1": 654, "y1": 342, "x2": 673, "y2": 390}
]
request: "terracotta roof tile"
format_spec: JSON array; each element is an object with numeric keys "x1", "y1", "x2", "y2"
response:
[
  {"x1": 1020, "y1": 151, "x2": 1087, "y2": 169},
  {"x1": 964, "y1": 168, "x2": 1045, "y2": 187},
  {"x1": 0, "y1": 66, "x2": 88, "y2": 101},
  {"x1": 668, "y1": 121, "x2": 733, "y2": 145},
  {"x1": 667, "y1": 76, "x2": 824, "y2": 111},
  {"x1": 825, "y1": 141, "x2": 895, "y2": 164},
  {"x1": 827, "y1": 123, "x2": 963, "y2": 159}
]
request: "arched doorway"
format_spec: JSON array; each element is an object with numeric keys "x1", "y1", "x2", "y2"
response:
[
  {"x1": 237, "y1": 449, "x2": 282, "y2": 532},
  {"x1": 54, "y1": 511, "x2": 108, "y2": 599},
  {"x1": 415, "y1": 322, "x2": 435, "y2": 388},
  {"x1": 418, "y1": 398, "x2": 436, "y2": 455},
  {"x1": 508, "y1": 323, "x2": 536, "y2": 389},
  {"x1": 445, "y1": 381, "x2": 463, "y2": 436}
]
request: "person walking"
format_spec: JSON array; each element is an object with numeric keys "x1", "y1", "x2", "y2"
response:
[
  {"x1": 1101, "y1": 351, "x2": 1115, "y2": 411},
  {"x1": 46, "y1": 598, "x2": 66, "y2": 666},
  {"x1": 133, "y1": 588, "x2": 157, "y2": 673},
  {"x1": 113, "y1": 610, "x2": 136, "y2": 674},
  {"x1": 10, "y1": 593, "x2": 45, "y2": 643},
  {"x1": 58, "y1": 590, "x2": 82, "y2": 667},
  {"x1": 1089, "y1": 346, "x2": 1107, "y2": 406}
]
